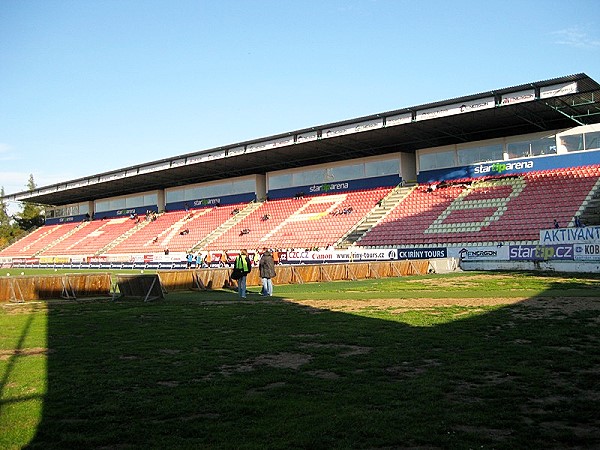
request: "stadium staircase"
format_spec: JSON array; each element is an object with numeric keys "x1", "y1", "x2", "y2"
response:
[
  {"x1": 578, "y1": 176, "x2": 600, "y2": 226},
  {"x1": 336, "y1": 184, "x2": 415, "y2": 248},
  {"x1": 191, "y1": 201, "x2": 262, "y2": 251},
  {"x1": 94, "y1": 217, "x2": 153, "y2": 255}
]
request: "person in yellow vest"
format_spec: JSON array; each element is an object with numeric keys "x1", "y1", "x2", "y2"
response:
[{"x1": 233, "y1": 249, "x2": 252, "y2": 298}]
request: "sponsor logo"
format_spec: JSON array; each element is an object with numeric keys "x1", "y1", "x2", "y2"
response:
[
  {"x1": 473, "y1": 160, "x2": 534, "y2": 175},
  {"x1": 501, "y1": 93, "x2": 535, "y2": 104},
  {"x1": 309, "y1": 182, "x2": 349, "y2": 193},
  {"x1": 458, "y1": 248, "x2": 498, "y2": 259},
  {"x1": 574, "y1": 243, "x2": 600, "y2": 260},
  {"x1": 116, "y1": 208, "x2": 136, "y2": 216},
  {"x1": 398, "y1": 248, "x2": 447, "y2": 259},
  {"x1": 509, "y1": 244, "x2": 573, "y2": 261},
  {"x1": 193, "y1": 198, "x2": 221, "y2": 207}
]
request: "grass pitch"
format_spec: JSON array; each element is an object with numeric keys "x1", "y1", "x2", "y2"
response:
[{"x1": 1, "y1": 271, "x2": 599, "y2": 449}]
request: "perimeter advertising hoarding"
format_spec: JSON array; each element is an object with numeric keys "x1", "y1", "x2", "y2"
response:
[
  {"x1": 539, "y1": 226, "x2": 600, "y2": 244},
  {"x1": 397, "y1": 248, "x2": 446, "y2": 259},
  {"x1": 447, "y1": 246, "x2": 508, "y2": 261},
  {"x1": 509, "y1": 244, "x2": 574, "y2": 261},
  {"x1": 281, "y1": 248, "x2": 398, "y2": 264},
  {"x1": 573, "y1": 243, "x2": 600, "y2": 261}
]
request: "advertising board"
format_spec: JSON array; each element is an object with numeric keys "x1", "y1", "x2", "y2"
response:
[
  {"x1": 448, "y1": 246, "x2": 508, "y2": 261},
  {"x1": 509, "y1": 244, "x2": 574, "y2": 261},
  {"x1": 539, "y1": 226, "x2": 600, "y2": 244},
  {"x1": 573, "y1": 243, "x2": 600, "y2": 261}
]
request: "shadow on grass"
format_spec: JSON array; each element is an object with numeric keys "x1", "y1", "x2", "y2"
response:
[{"x1": 4, "y1": 275, "x2": 600, "y2": 449}]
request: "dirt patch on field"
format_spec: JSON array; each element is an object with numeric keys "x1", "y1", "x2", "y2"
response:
[
  {"x1": 0, "y1": 347, "x2": 52, "y2": 360},
  {"x1": 280, "y1": 296, "x2": 600, "y2": 313}
]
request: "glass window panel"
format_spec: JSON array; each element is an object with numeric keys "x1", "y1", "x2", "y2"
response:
[
  {"x1": 95, "y1": 201, "x2": 110, "y2": 212},
  {"x1": 419, "y1": 151, "x2": 455, "y2": 171},
  {"x1": 166, "y1": 189, "x2": 184, "y2": 203},
  {"x1": 125, "y1": 196, "x2": 144, "y2": 208},
  {"x1": 269, "y1": 174, "x2": 293, "y2": 190},
  {"x1": 530, "y1": 137, "x2": 557, "y2": 156},
  {"x1": 559, "y1": 134, "x2": 584, "y2": 152},
  {"x1": 458, "y1": 144, "x2": 502, "y2": 165},
  {"x1": 294, "y1": 169, "x2": 326, "y2": 186},
  {"x1": 333, "y1": 163, "x2": 363, "y2": 181},
  {"x1": 507, "y1": 142, "x2": 530, "y2": 159},
  {"x1": 585, "y1": 131, "x2": 600, "y2": 150},
  {"x1": 109, "y1": 198, "x2": 126, "y2": 210},
  {"x1": 365, "y1": 159, "x2": 398, "y2": 177},
  {"x1": 144, "y1": 194, "x2": 157, "y2": 205}
]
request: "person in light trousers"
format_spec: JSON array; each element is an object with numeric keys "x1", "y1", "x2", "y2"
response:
[{"x1": 259, "y1": 248, "x2": 276, "y2": 296}]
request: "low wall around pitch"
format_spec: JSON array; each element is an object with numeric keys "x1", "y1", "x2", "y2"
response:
[
  {"x1": 158, "y1": 260, "x2": 431, "y2": 292},
  {"x1": 460, "y1": 260, "x2": 600, "y2": 273},
  {"x1": 0, "y1": 273, "x2": 112, "y2": 303}
]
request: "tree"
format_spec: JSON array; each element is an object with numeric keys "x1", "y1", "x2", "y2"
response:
[
  {"x1": 0, "y1": 186, "x2": 21, "y2": 248},
  {"x1": 13, "y1": 174, "x2": 45, "y2": 231}
]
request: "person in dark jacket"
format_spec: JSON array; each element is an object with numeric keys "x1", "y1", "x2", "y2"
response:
[
  {"x1": 234, "y1": 249, "x2": 252, "y2": 298},
  {"x1": 259, "y1": 248, "x2": 276, "y2": 296}
]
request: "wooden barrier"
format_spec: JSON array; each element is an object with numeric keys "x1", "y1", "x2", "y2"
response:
[
  {"x1": 114, "y1": 274, "x2": 164, "y2": 302},
  {"x1": 0, "y1": 273, "x2": 112, "y2": 303},
  {"x1": 157, "y1": 260, "x2": 431, "y2": 292},
  {"x1": 0, "y1": 261, "x2": 432, "y2": 302}
]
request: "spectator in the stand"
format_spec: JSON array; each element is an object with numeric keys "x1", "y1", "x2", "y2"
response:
[
  {"x1": 574, "y1": 215, "x2": 584, "y2": 227},
  {"x1": 152, "y1": 236, "x2": 159, "y2": 243},
  {"x1": 261, "y1": 213, "x2": 271, "y2": 221},
  {"x1": 231, "y1": 208, "x2": 240, "y2": 216},
  {"x1": 259, "y1": 248, "x2": 276, "y2": 297},
  {"x1": 554, "y1": 219, "x2": 560, "y2": 228},
  {"x1": 234, "y1": 249, "x2": 252, "y2": 299},
  {"x1": 239, "y1": 228, "x2": 250, "y2": 236},
  {"x1": 180, "y1": 228, "x2": 190, "y2": 235},
  {"x1": 164, "y1": 248, "x2": 169, "y2": 255}
]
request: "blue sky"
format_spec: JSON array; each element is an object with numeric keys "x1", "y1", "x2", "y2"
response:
[{"x1": 1, "y1": 0, "x2": 600, "y2": 210}]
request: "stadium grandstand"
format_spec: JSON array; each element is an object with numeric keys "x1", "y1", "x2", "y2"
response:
[{"x1": 2, "y1": 73, "x2": 600, "y2": 270}]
